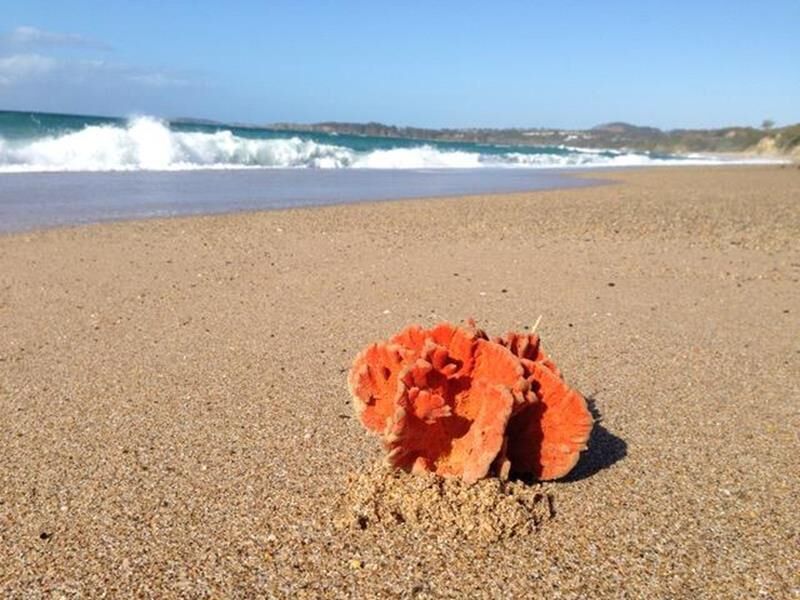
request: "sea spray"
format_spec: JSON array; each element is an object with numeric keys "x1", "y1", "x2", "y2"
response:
[{"x1": 0, "y1": 113, "x2": 780, "y2": 173}]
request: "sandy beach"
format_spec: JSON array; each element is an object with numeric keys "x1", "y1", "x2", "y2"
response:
[{"x1": 0, "y1": 166, "x2": 798, "y2": 597}]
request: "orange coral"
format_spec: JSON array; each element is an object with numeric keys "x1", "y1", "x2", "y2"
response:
[
  {"x1": 505, "y1": 360, "x2": 594, "y2": 480},
  {"x1": 349, "y1": 322, "x2": 593, "y2": 483},
  {"x1": 497, "y1": 331, "x2": 562, "y2": 380},
  {"x1": 349, "y1": 343, "x2": 408, "y2": 434},
  {"x1": 385, "y1": 338, "x2": 524, "y2": 484}
]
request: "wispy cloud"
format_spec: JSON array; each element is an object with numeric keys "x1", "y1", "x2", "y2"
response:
[
  {"x1": 124, "y1": 72, "x2": 192, "y2": 88},
  {"x1": 0, "y1": 53, "x2": 56, "y2": 86},
  {"x1": 0, "y1": 25, "x2": 205, "y2": 115},
  {"x1": 0, "y1": 25, "x2": 196, "y2": 92},
  {"x1": 7, "y1": 25, "x2": 112, "y2": 50},
  {"x1": 0, "y1": 52, "x2": 193, "y2": 89}
]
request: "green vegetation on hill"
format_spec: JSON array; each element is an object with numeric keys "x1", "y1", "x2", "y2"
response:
[{"x1": 266, "y1": 120, "x2": 800, "y2": 157}]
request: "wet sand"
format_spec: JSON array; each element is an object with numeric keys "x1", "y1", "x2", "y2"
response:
[{"x1": 1, "y1": 166, "x2": 798, "y2": 597}]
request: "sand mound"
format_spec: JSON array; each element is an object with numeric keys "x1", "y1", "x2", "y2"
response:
[{"x1": 334, "y1": 463, "x2": 555, "y2": 543}]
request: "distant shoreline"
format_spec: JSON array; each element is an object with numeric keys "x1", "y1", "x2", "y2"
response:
[
  {"x1": 3, "y1": 108, "x2": 799, "y2": 158},
  {"x1": 263, "y1": 120, "x2": 800, "y2": 159}
]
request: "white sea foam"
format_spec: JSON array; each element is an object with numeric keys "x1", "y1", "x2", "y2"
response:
[{"x1": 0, "y1": 116, "x2": 783, "y2": 173}]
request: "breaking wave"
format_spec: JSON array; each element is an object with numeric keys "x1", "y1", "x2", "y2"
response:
[{"x1": 0, "y1": 116, "x2": 778, "y2": 173}]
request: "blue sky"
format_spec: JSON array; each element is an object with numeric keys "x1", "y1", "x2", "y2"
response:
[{"x1": 0, "y1": 1, "x2": 797, "y2": 129}]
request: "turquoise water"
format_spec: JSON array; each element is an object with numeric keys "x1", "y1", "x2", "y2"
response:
[
  {"x1": 0, "y1": 109, "x2": 709, "y2": 172},
  {"x1": 0, "y1": 110, "x2": 774, "y2": 232},
  {"x1": 0, "y1": 108, "x2": 587, "y2": 155}
]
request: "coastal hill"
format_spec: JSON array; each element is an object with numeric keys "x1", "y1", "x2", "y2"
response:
[
  {"x1": 2, "y1": 109, "x2": 797, "y2": 159},
  {"x1": 265, "y1": 120, "x2": 800, "y2": 158}
]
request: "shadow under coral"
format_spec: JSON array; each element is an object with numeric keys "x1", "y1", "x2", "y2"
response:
[
  {"x1": 560, "y1": 397, "x2": 627, "y2": 482},
  {"x1": 511, "y1": 396, "x2": 627, "y2": 484}
]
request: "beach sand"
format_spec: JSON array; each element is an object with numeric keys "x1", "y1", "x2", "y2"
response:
[{"x1": 0, "y1": 166, "x2": 798, "y2": 597}]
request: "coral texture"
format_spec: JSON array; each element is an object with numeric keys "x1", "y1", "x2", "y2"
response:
[{"x1": 348, "y1": 321, "x2": 593, "y2": 483}]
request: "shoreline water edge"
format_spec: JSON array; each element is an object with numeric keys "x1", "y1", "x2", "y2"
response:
[
  {"x1": 0, "y1": 167, "x2": 609, "y2": 233},
  {"x1": 1, "y1": 111, "x2": 788, "y2": 233}
]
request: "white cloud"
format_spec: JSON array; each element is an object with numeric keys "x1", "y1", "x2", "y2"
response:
[
  {"x1": 125, "y1": 72, "x2": 191, "y2": 87},
  {"x1": 0, "y1": 53, "x2": 56, "y2": 85},
  {"x1": 0, "y1": 25, "x2": 202, "y2": 114},
  {"x1": 8, "y1": 26, "x2": 111, "y2": 50},
  {"x1": 0, "y1": 51, "x2": 195, "y2": 91}
]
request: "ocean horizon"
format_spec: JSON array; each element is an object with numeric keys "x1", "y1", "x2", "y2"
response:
[
  {"x1": 0, "y1": 109, "x2": 781, "y2": 233},
  {"x1": 0, "y1": 110, "x2": 778, "y2": 173}
]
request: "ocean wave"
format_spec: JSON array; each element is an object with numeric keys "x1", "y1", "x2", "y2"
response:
[{"x1": 0, "y1": 116, "x2": 780, "y2": 173}]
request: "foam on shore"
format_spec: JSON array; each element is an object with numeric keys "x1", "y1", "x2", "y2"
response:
[{"x1": 0, "y1": 116, "x2": 782, "y2": 172}]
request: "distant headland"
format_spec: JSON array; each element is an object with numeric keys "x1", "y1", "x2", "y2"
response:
[{"x1": 260, "y1": 120, "x2": 800, "y2": 159}]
